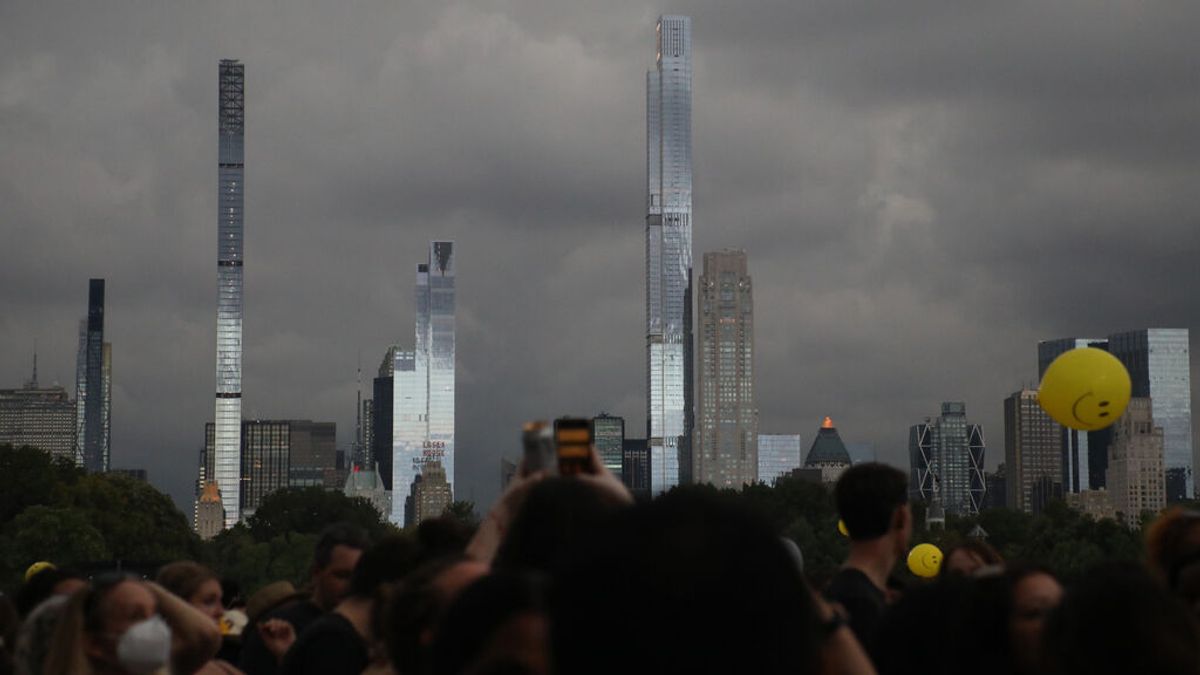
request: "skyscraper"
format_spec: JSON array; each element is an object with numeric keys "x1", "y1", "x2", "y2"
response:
[
  {"x1": 373, "y1": 345, "x2": 398, "y2": 489},
  {"x1": 1107, "y1": 329, "x2": 1193, "y2": 500},
  {"x1": 646, "y1": 15, "x2": 694, "y2": 494},
  {"x1": 75, "y1": 278, "x2": 109, "y2": 472},
  {"x1": 214, "y1": 59, "x2": 245, "y2": 528},
  {"x1": 1038, "y1": 338, "x2": 1105, "y2": 492},
  {"x1": 1, "y1": 359, "x2": 76, "y2": 463},
  {"x1": 1105, "y1": 398, "x2": 1165, "y2": 524},
  {"x1": 593, "y1": 414, "x2": 625, "y2": 480},
  {"x1": 392, "y1": 242, "x2": 456, "y2": 525},
  {"x1": 758, "y1": 433, "x2": 802, "y2": 485},
  {"x1": 695, "y1": 250, "x2": 758, "y2": 488},
  {"x1": 1003, "y1": 388, "x2": 1063, "y2": 513},
  {"x1": 910, "y1": 402, "x2": 987, "y2": 516},
  {"x1": 804, "y1": 417, "x2": 852, "y2": 484}
]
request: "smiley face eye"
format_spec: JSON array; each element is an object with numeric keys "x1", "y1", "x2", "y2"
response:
[{"x1": 1099, "y1": 401, "x2": 1110, "y2": 407}]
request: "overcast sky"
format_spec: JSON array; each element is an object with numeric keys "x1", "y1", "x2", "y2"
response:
[{"x1": 3, "y1": 0, "x2": 1199, "y2": 514}]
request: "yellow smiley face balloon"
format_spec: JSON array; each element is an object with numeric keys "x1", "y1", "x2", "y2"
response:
[
  {"x1": 24, "y1": 561, "x2": 56, "y2": 582},
  {"x1": 837, "y1": 519, "x2": 849, "y2": 537},
  {"x1": 907, "y1": 543, "x2": 943, "y2": 578},
  {"x1": 1038, "y1": 348, "x2": 1131, "y2": 431}
]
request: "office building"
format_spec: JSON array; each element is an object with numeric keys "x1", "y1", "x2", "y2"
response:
[
  {"x1": 695, "y1": 250, "x2": 757, "y2": 488},
  {"x1": 393, "y1": 242, "x2": 456, "y2": 525},
  {"x1": 622, "y1": 437, "x2": 651, "y2": 500},
  {"x1": 804, "y1": 417, "x2": 852, "y2": 485},
  {"x1": 1004, "y1": 388, "x2": 1064, "y2": 513},
  {"x1": 1107, "y1": 329, "x2": 1193, "y2": 500},
  {"x1": 593, "y1": 414, "x2": 625, "y2": 480},
  {"x1": 0, "y1": 359, "x2": 76, "y2": 462},
  {"x1": 1066, "y1": 489, "x2": 1114, "y2": 521},
  {"x1": 910, "y1": 402, "x2": 987, "y2": 516},
  {"x1": 1106, "y1": 398, "x2": 1166, "y2": 525},
  {"x1": 645, "y1": 15, "x2": 694, "y2": 494},
  {"x1": 372, "y1": 345, "x2": 398, "y2": 488},
  {"x1": 984, "y1": 466, "x2": 1008, "y2": 510},
  {"x1": 409, "y1": 460, "x2": 453, "y2": 527},
  {"x1": 758, "y1": 434, "x2": 802, "y2": 485},
  {"x1": 75, "y1": 279, "x2": 110, "y2": 471},
  {"x1": 213, "y1": 59, "x2": 245, "y2": 528}
]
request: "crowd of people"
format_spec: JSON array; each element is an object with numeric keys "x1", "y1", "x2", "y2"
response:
[{"x1": 3, "y1": 452, "x2": 1200, "y2": 675}]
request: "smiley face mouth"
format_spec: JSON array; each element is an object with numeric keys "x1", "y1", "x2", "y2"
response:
[{"x1": 1071, "y1": 392, "x2": 1095, "y2": 426}]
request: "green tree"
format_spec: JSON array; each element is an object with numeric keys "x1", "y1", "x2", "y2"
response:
[
  {"x1": 0, "y1": 444, "x2": 83, "y2": 523},
  {"x1": 246, "y1": 487, "x2": 394, "y2": 542},
  {"x1": 0, "y1": 506, "x2": 110, "y2": 587},
  {"x1": 63, "y1": 473, "x2": 201, "y2": 563}
]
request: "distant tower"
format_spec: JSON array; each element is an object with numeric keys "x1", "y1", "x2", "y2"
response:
[
  {"x1": 910, "y1": 402, "x2": 987, "y2": 516},
  {"x1": 646, "y1": 15, "x2": 694, "y2": 494},
  {"x1": 214, "y1": 59, "x2": 245, "y2": 528},
  {"x1": 804, "y1": 417, "x2": 851, "y2": 485},
  {"x1": 75, "y1": 279, "x2": 109, "y2": 471},
  {"x1": 1106, "y1": 398, "x2": 1166, "y2": 524},
  {"x1": 392, "y1": 242, "x2": 456, "y2": 525},
  {"x1": 1003, "y1": 388, "x2": 1063, "y2": 513},
  {"x1": 695, "y1": 250, "x2": 757, "y2": 488},
  {"x1": 195, "y1": 481, "x2": 225, "y2": 540},
  {"x1": 593, "y1": 414, "x2": 625, "y2": 480}
]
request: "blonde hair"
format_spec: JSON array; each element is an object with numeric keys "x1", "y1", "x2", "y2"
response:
[{"x1": 41, "y1": 585, "x2": 96, "y2": 675}]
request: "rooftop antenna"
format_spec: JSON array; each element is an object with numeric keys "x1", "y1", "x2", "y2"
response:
[{"x1": 27, "y1": 341, "x2": 39, "y2": 389}]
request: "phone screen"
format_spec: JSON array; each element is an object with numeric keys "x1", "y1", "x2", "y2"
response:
[{"x1": 554, "y1": 417, "x2": 592, "y2": 476}]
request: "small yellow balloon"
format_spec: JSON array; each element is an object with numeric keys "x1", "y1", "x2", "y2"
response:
[
  {"x1": 907, "y1": 543, "x2": 943, "y2": 578},
  {"x1": 1038, "y1": 348, "x2": 1131, "y2": 431},
  {"x1": 837, "y1": 519, "x2": 849, "y2": 537},
  {"x1": 24, "y1": 561, "x2": 56, "y2": 583}
]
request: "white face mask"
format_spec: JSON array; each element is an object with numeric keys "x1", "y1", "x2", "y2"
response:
[{"x1": 116, "y1": 615, "x2": 172, "y2": 674}]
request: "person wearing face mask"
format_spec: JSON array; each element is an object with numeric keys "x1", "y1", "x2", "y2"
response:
[
  {"x1": 156, "y1": 562, "x2": 243, "y2": 674},
  {"x1": 41, "y1": 574, "x2": 221, "y2": 675}
]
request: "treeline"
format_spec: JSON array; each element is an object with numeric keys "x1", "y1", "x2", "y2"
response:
[{"x1": 0, "y1": 443, "x2": 1148, "y2": 594}]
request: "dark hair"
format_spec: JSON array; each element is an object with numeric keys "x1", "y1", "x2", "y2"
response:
[
  {"x1": 156, "y1": 561, "x2": 219, "y2": 602},
  {"x1": 873, "y1": 576, "x2": 995, "y2": 675},
  {"x1": 381, "y1": 555, "x2": 471, "y2": 675},
  {"x1": 1040, "y1": 563, "x2": 1200, "y2": 675},
  {"x1": 834, "y1": 463, "x2": 908, "y2": 540},
  {"x1": 313, "y1": 522, "x2": 370, "y2": 571},
  {"x1": 0, "y1": 592, "x2": 17, "y2": 671},
  {"x1": 550, "y1": 490, "x2": 822, "y2": 675},
  {"x1": 15, "y1": 567, "x2": 85, "y2": 618},
  {"x1": 493, "y1": 477, "x2": 629, "y2": 574},
  {"x1": 348, "y1": 534, "x2": 424, "y2": 598},
  {"x1": 432, "y1": 572, "x2": 547, "y2": 675},
  {"x1": 941, "y1": 540, "x2": 1004, "y2": 575}
]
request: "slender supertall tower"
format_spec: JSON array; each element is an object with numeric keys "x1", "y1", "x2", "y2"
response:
[
  {"x1": 214, "y1": 59, "x2": 245, "y2": 528},
  {"x1": 646, "y1": 15, "x2": 694, "y2": 493},
  {"x1": 75, "y1": 278, "x2": 108, "y2": 471}
]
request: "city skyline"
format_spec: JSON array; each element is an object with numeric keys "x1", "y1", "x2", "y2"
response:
[{"x1": 3, "y1": 2, "x2": 1200, "y2": 514}]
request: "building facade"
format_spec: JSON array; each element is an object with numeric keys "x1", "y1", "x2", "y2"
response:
[
  {"x1": 214, "y1": 59, "x2": 245, "y2": 528},
  {"x1": 804, "y1": 417, "x2": 852, "y2": 485},
  {"x1": 0, "y1": 377, "x2": 76, "y2": 463},
  {"x1": 1107, "y1": 329, "x2": 1193, "y2": 500},
  {"x1": 622, "y1": 438, "x2": 651, "y2": 500},
  {"x1": 909, "y1": 402, "x2": 987, "y2": 516},
  {"x1": 1105, "y1": 398, "x2": 1166, "y2": 525},
  {"x1": 593, "y1": 414, "x2": 625, "y2": 480},
  {"x1": 646, "y1": 15, "x2": 694, "y2": 494},
  {"x1": 695, "y1": 250, "x2": 757, "y2": 488},
  {"x1": 758, "y1": 434, "x2": 802, "y2": 485},
  {"x1": 372, "y1": 346, "x2": 397, "y2": 489},
  {"x1": 392, "y1": 242, "x2": 456, "y2": 525},
  {"x1": 410, "y1": 460, "x2": 453, "y2": 527},
  {"x1": 75, "y1": 279, "x2": 110, "y2": 471},
  {"x1": 1004, "y1": 388, "x2": 1064, "y2": 513}
]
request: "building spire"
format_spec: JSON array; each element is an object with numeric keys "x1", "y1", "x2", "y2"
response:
[{"x1": 28, "y1": 343, "x2": 39, "y2": 389}]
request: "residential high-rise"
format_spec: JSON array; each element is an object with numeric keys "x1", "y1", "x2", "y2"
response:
[
  {"x1": 804, "y1": 417, "x2": 852, "y2": 485},
  {"x1": 593, "y1": 414, "x2": 625, "y2": 480},
  {"x1": 392, "y1": 242, "x2": 456, "y2": 525},
  {"x1": 645, "y1": 15, "x2": 694, "y2": 494},
  {"x1": 1106, "y1": 398, "x2": 1166, "y2": 524},
  {"x1": 1038, "y1": 338, "x2": 1105, "y2": 492},
  {"x1": 758, "y1": 434, "x2": 802, "y2": 485},
  {"x1": 0, "y1": 360, "x2": 76, "y2": 462},
  {"x1": 1003, "y1": 388, "x2": 1063, "y2": 514},
  {"x1": 695, "y1": 250, "x2": 757, "y2": 488},
  {"x1": 1107, "y1": 329, "x2": 1193, "y2": 500},
  {"x1": 214, "y1": 59, "x2": 245, "y2": 528},
  {"x1": 910, "y1": 402, "x2": 987, "y2": 516},
  {"x1": 75, "y1": 279, "x2": 110, "y2": 471}
]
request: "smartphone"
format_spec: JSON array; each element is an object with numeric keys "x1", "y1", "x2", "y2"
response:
[
  {"x1": 522, "y1": 421, "x2": 557, "y2": 476},
  {"x1": 554, "y1": 417, "x2": 593, "y2": 476}
]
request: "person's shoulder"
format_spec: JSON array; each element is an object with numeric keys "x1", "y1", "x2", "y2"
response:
[{"x1": 825, "y1": 568, "x2": 878, "y2": 600}]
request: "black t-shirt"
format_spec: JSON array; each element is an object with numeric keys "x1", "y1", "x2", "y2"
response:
[
  {"x1": 279, "y1": 612, "x2": 368, "y2": 675},
  {"x1": 824, "y1": 567, "x2": 887, "y2": 648},
  {"x1": 239, "y1": 600, "x2": 325, "y2": 675}
]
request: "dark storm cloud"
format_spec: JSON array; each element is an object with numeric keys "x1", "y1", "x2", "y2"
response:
[{"x1": 2, "y1": 0, "x2": 1198, "y2": 511}]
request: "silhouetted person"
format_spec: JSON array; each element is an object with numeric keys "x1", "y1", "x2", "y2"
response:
[
  {"x1": 432, "y1": 572, "x2": 549, "y2": 675},
  {"x1": 825, "y1": 462, "x2": 912, "y2": 648},
  {"x1": 381, "y1": 556, "x2": 489, "y2": 675}
]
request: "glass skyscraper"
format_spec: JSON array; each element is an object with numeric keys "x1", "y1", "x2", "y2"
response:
[
  {"x1": 593, "y1": 414, "x2": 625, "y2": 480},
  {"x1": 1108, "y1": 329, "x2": 1193, "y2": 500},
  {"x1": 646, "y1": 15, "x2": 694, "y2": 494},
  {"x1": 214, "y1": 59, "x2": 245, "y2": 528},
  {"x1": 910, "y1": 402, "x2": 987, "y2": 516},
  {"x1": 74, "y1": 278, "x2": 109, "y2": 472},
  {"x1": 392, "y1": 242, "x2": 456, "y2": 525},
  {"x1": 758, "y1": 434, "x2": 802, "y2": 485}
]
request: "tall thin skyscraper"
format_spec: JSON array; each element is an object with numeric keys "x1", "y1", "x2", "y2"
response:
[
  {"x1": 392, "y1": 242, "x2": 455, "y2": 525},
  {"x1": 75, "y1": 279, "x2": 109, "y2": 472},
  {"x1": 214, "y1": 59, "x2": 245, "y2": 528},
  {"x1": 646, "y1": 15, "x2": 693, "y2": 494},
  {"x1": 696, "y1": 250, "x2": 757, "y2": 488}
]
